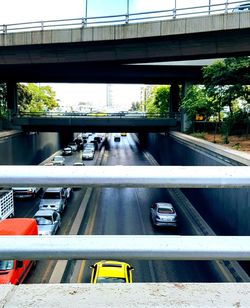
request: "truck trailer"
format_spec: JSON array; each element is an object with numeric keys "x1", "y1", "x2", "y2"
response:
[{"x1": 0, "y1": 190, "x2": 14, "y2": 220}]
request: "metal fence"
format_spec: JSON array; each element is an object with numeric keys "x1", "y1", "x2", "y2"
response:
[
  {"x1": 16, "y1": 111, "x2": 181, "y2": 119},
  {"x1": 0, "y1": 1, "x2": 248, "y2": 34},
  {"x1": 0, "y1": 165, "x2": 249, "y2": 260}
]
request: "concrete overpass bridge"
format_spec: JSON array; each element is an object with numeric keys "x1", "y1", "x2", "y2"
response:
[
  {"x1": 13, "y1": 113, "x2": 179, "y2": 132},
  {"x1": 1, "y1": 3, "x2": 249, "y2": 129},
  {"x1": 0, "y1": 10, "x2": 249, "y2": 84}
]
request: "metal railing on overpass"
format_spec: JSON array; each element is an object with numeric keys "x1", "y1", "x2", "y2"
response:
[
  {"x1": 0, "y1": 1, "x2": 248, "y2": 34},
  {"x1": 0, "y1": 165, "x2": 249, "y2": 261},
  {"x1": 16, "y1": 111, "x2": 181, "y2": 120}
]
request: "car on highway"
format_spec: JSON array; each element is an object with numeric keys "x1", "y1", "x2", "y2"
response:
[
  {"x1": 82, "y1": 149, "x2": 95, "y2": 160},
  {"x1": 114, "y1": 135, "x2": 121, "y2": 142},
  {"x1": 33, "y1": 209, "x2": 61, "y2": 235},
  {"x1": 68, "y1": 141, "x2": 78, "y2": 151},
  {"x1": 12, "y1": 187, "x2": 41, "y2": 199},
  {"x1": 51, "y1": 155, "x2": 65, "y2": 166},
  {"x1": 84, "y1": 143, "x2": 95, "y2": 152},
  {"x1": 150, "y1": 202, "x2": 177, "y2": 227},
  {"x1": 73, "y1": 162, "x2": 85, "y2": 166},
  {"x1": 90, "y1": 260, "x2": 134, "y2": 283},
  {"x1": 61, "y1": 147, "x2": 73, "y2": 156},
  {"x1": 39, "y1": 187, "x2": 71, "y2": 213}
]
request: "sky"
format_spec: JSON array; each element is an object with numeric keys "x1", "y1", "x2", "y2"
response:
[{"x1": 0, "y1": 0, "x2": 225, "y2": 110}]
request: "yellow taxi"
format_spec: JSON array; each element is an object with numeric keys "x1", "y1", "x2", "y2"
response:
[
  {"x1": 120, "y1": 132, "x2": 127, "y2": 136},
  {"x1": 90, "y1": 260, "x2": 134, "y2": 283}
]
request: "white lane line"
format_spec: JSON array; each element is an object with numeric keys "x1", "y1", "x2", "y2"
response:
[{"x1": 49, "y1": 187, "x2": 93, "y2": 283}]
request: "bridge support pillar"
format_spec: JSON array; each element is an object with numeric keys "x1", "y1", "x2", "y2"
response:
[
  {"x1": 181, "y1": 82, "x2": 193, "y2": 133},
  {"x1": 169, "y1": 83, "x2": 180, "y2": 114},
  {"x1": 7, "y1": 82, "x2": 18, "y2": 115}
]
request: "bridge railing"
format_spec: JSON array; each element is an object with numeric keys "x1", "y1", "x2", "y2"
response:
[
  {"x1": 0, "y1": 165, "x2": 249, "y2": 261},
  {"x1": 16, "y1": 111, "x2": 181, "y2": 119},
  {"x1": 0, "y1": 1, "x2": 248, "y2": 34}
]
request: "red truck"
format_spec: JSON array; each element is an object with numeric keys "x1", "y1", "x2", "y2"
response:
[{"x1": 0, "y1": 218, "x2": 38, "y2": 285}]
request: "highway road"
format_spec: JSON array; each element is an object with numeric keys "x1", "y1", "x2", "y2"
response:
[{"x1": 15, "y1": 133, "x2": 217, "y2": 283}]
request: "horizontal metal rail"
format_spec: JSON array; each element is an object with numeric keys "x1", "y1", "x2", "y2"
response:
[
  {"x1": 0, "y1": 236, "x2": 250, "y2": 260},
  {"x1": 0, "y1": 166, "x2": 249, "y2": 188},
  {"x1": 0, "y1": 1, "x2": 247, "y2": 34},
  {"x1": 16, "y1": 111, "x2": 180, "y2": 119}
]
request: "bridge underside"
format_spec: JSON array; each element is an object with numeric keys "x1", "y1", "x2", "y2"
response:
[
  {"x1": 13, "y1": 117, "x2": 178, "y2": 133},
  {"x1": 0, "y1": 63, "x2": 202, "y2": 84}
]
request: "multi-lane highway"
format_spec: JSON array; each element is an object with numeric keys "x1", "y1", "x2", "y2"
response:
[{"x1": 16, "y1": 133, "x2": 217, "y2": 283}]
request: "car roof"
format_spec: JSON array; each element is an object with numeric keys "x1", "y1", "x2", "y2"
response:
[
  {"x1": 34, "y1": 209, "x2": 57, "y2": 216},
  {"x1": 155, "y1": 202, "x2": 174, "y2": 208},
  {"x1": 44, "y1": 187, "x2": 64, "y2": 192},
  {"x1": 95, "y1": 261, "x2": 129, "y2": 278}
]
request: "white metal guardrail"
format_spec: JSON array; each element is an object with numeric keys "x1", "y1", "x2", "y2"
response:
[
  {"x1": 0, "y1": 236, "x2": 250, "y2": 260},
  {"x1": 0, "y1": 1, "x2": 248, "y2": 34},
  {"x1": 0, "y1": 166, "x2": 249, "y2": 188}
]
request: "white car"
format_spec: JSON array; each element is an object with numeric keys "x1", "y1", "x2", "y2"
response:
[
  {"x1": 51, "y1": 155, "x2": 65, "y2": 166},
  {"x1": 150, "y1": 202, "x2": 177, "y2": 227},
  {"x1": 68, "y1": 142, "x2": 78, "y2": 151},
  {"x1": 82, "y1": 149, "x2": 95, "y2": 160}
]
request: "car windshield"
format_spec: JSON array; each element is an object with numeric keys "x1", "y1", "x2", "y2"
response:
[
  {"x1": 43, "y1": 192, "x2": 61, "y2": 199},
  {"x1": 158, "y1": 207, "x2": 175, "y2": 214},
  {"x1": 96, "y1": 277, "x2": 126, "y2": 283},
  {"x1": 53, "y1": 157, "x2": 63, "y2": 162},
  {"x1": 0, "y1": 260, "x2": 14, "y2": 270},
  {"x1": 35, "y1": 217, "x2": 53, "y2": 225}
]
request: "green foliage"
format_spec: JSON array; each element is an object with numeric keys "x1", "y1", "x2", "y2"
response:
[
  {"x1": 0, "y1": 83, "x2": 8, "y2": 119},
  {"x1": 180, "y1": 85, "x2": 211, "y2": 121},
  {"x1": 130, "y1": 101, "x2": 143, "y2": 111},
  {"x1": 145, "y1": 85, "x2": 170, "y2": 116},
  {"x1": 18, "y1": 83, "x2": 58, "y2": 113},
  {"x1": 202, "y1": 57, "x2": 250, "y2": 136},
  {"x1": 190, "y1": 132, "x2": 205, "y2": 139}
]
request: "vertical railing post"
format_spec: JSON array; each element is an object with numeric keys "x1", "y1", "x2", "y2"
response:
[
  {"x1": 126, "y1": 0, "x2": 130, "y2": 24},
  {"x1": 3, "y1": 24, "x2": 7, "y2": 34},
  {"x1": 173, "y1": 0, "x2": 177, "y2": 18},
  {"x1": 225, "y1": 0, "x2": 229, "y2": 13},
  {"x1": 85, "y1": 0, "x2": 88, "y2": 26},
  {"x1": 208, "y1": 0, "x2": 211, "y2": 15}
]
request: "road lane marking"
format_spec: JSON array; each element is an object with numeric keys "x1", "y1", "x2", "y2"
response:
[
  {"x1": 76, "y1": 189, "x2": 100, "y2": 283},
  {"x1": 49, "y1": 187, "x2": 93, "y2": 283}
]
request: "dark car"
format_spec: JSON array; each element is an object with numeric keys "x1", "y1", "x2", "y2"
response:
[{"x1": 62, "y1": 147, "x2": 73, "y2": 156}]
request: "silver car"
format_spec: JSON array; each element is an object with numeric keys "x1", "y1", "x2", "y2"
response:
[
  {"x1": 51, "y1": 155, "x2": 65, "y2": 166},
  {"x1": 150, "y1": 202, "x2": 177, "y2": 227},
  {"x1": 39, "y1": 187, "x2": 70, "y2": 213},
  {"x1": 33, "y1": 209, "x2": 61, "y2": 235},
  {"x1": 82, "y1": 149, "x2": 95, "y2": 160}
]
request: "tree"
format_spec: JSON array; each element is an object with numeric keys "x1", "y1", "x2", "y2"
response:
[
  {"x1": 144, "y1": 85, "x2": 170, "y2": 116},
  {"x1": 130, "y1": 101, "x2": 143, "y2": 111},
  {"x1": 202, "y1": 57, "x2": 250, "y2": 140},
  {"x1": 18, "y1": 83, "x2": 58, "y2": 113},
  {"x1": 0, "y1": 83, "x2": 8, "y2": 119}
]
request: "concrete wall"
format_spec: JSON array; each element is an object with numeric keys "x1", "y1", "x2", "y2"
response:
[
  {"x1": 0, "y1": 132, "x2": 61, "y2": 165},
  {"x1": 138, "y1": 132, "x2": 250, "y2": 236}
]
